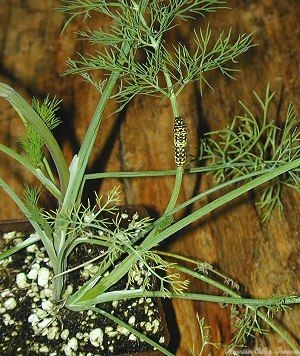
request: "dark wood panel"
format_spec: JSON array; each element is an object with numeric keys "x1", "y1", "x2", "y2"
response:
[{"x1": 0, "y1": 1, "x2": 299, "y2": 355}]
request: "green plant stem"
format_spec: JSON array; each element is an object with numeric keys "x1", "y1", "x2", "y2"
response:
[
  {"x1": 61, "y1": 71, "x2": 120, "y2": 209},
  {"x1": 256, "y1": 311, "x2": 300, "y2": 353},
  {"x1": 0, "y1": 143, "x2": 60, "y2": 198},
  {"x1": 53, "y1": 27, "x2": 144, "y2": 302},
  {"x1": 62, "y1": 2, "x2": 154, "y2": 209},
  {"x1": 84, "y1": 163, "x2": 269, "y2": 180},
  {"x1": 73, "y1": 289, "x2": 300, "y2": 351},
  {"x1": 42, "y1": 156, "x2": 56, "y2": 184},
  {"x1": 173, "y1": 265, "x2": 300, "y2": 353},
  {"x1": 53, "y1": 1, "x2": 152, "y2": 300},
  {"x1": 164, "y1": 166, "x2": 184, "y2": 215},
  {"x1": 162, "y1": 62, "x2": 184, "y2": 214},
  {"x1": 155, "y1": 251, "x2": 300, "y2": 353},
  {"x1": 141, "y1": 157, "x2": 300, "y2": 250},
  {"x1": 0, "y1": 234, "x2": 40, "y2": 261},
  {"x1": 72, "y1": 288, "x2": 300, "y2": 308},
  {"x1": 132, "y1": 1, "x2": 184, "y2": 215},
  {"x1": 85, "y1": 169, "x2": 178, "y2": 179},
  {"x1": 84, "y1": 281, "x2": 300, "y2": 352}
]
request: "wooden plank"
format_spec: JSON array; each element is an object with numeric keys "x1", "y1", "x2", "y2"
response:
[{"x1": 0, "y1": 1, "x2": 299, "y2": 354}]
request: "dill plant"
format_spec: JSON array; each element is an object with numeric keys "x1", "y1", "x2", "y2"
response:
[{"x1": 0, "y1": 0, "x2": 299, "y2": 354}]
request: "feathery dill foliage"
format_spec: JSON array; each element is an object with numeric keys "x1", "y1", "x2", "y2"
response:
[
  {"x1": 19, "y1": 96, "x2": 61, "y2": 167},
  {"x1": 190, "y1": 315, "x2": 220, "y2": 356},
  {"x1": 22, "y1": 185, "x2": 44, "y2": 220},
  {"x1": 60, "y1": 0, "x2": 254, "y2": 111},
  {"x1": 200, "y1": 85, "x2": 300, "y2": 221}
]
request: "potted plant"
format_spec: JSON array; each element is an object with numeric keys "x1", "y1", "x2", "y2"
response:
[{"x1": 0, "y1": 1, "x2": 299, "y2": 355}]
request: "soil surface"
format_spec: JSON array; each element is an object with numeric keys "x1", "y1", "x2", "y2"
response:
[{"x1": 0, "y1": 230, "x2": 165, "y2": 356}]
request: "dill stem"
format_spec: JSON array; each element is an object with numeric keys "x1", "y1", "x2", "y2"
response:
[
  {"x1": 155, "y1": 251, "x2": 300, "y2": 353},
  {"x1": 164, "y1": 166, "x2": 184, "y2": 215}
]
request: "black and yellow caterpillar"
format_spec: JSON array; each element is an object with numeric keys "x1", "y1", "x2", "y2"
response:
[{"x1": 173, "y1": 116, "x2": 187, "y2": 167}]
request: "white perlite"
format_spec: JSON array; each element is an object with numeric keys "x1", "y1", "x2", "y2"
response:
[
  {"x1": 89, "y1": 328, "x2": 104, "y2": 347},
  {"x1": 27, "y1": 268, "x2": 38, "y2": 280},
  {"x1": 37, "y1": 267, "x2": 50, "y2": 287},
  {"x1": 16, "y1": 272, "x2": 27, "y2": 288},
  {"x1": 41, "y1": 300, "x2": 53, "y2": 312},
  {"x1": 3, "y1": 297, "x2": 17, "y2": 310},
  {"x1": 3, "y1": 231, "x2": 16, "y2": 240},
  {"x1": 64, "y1": 337, "x2": 78, "y2": 355},
  {"x1": 128, "y1": 315, "x2": 136, "y2": 325},
  {"x1": 28, "y1": 313, "x2": 39, "y2": 325},
  {"x1": 61, "y1": 329, "x2": 70, "y2": 340},
  {"x1": 47, "y1": 326, "x2": 59, "y2": 340},
  {"x1": 39, "y1": 345, "x2": 50, "y2": 353}
]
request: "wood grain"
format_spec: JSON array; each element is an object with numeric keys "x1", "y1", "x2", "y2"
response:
[{"x1": 0, "y1": 1, "x2": 299, "y2": 355}]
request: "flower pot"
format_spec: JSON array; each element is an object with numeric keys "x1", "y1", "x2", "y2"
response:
[{"x1": 0, "y1": 206, "x2": 169, "y2": 356}]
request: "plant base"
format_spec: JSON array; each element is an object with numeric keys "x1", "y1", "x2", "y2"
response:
[{"x1": 0, "y1": 213, "x2": 168, "y2": 356}]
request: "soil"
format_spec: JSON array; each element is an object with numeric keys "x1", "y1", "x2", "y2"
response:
[{"x1": 0, "y1": 215, "x2": 167, "y2": 355}]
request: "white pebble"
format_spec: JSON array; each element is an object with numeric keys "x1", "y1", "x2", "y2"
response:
[
  {"x1": 35, "y1": 308, "x2": 48, "y2": 319},
  {"x1": 4, "y1": 297, "x2": 17, "y2": 310},
  {"x1": 117, "y1": 325, "x2": 129, "y2": 335},
  {"x1": 62, "y1": 285, "x2": 73, "y2": 298},
  {"x1": 28, "y1": 313, "x2": 39, "y2": 325},
  {"x1": 1, "y1": 291, "x2": 12, "y2": 298},
  {"x1": 61, "y1": 329, "x2": 70, "y2": 340},
  {"x1": 3, "y1": 313, "x2": 11, "y2": 326},
  {"x1": 16, "y1": 273, "x2": 27, "y2": 288},
  {"x1": 63, "y1": 337, "x2": 78, "y2": 356},
  {"x1": 43, "y1": 288, "x2": 53, "y2": 299},
  {"x1": 32, "y1": 263, "x2": 41, "y2": 270},
  {"x1": 159, "y1": 336, "x2": 165, "y2": 344},
  {"x1": 128, "y1": 315, "x2": 135, "y2": 325},
  {"x1": 144, "y1": 321, "x2": 152, "y2": 331},
  {"x1": 41, "y1": 300, "x2": 53, "y2": 312},
  {"x1": 89, "y1": 328, "x2": 104, "y2": 347},
  {"x1": 129, "y1": 334, "x2": 137, "y2": 341},
  {"x1": 39, "y1": 346, "x2": 50, "y2": 353},
  {"x1": 26, "y1": 243, "x2": 37, "y2": 252},
  {"x1": 28, "y1": 269, "x2": 38, "y2": 280},
  {"x1": 3, "y1": 231, "x2": 16, "y2": 240},
  {"x1": 76, "y1": 332, "x2": 83, "y2": 340},
  {"x1": 112, "y1": 301, "x2": 118, "y2": 308},
  {"x1": 47, "y1": 326, "x2": 59, "y2": 340},
  {"x1": 37, "y1": 267, "x2": 50, "y2": 287},
  {"x1": 152, "y1": 319, "x2": 160, "y2": 333}
]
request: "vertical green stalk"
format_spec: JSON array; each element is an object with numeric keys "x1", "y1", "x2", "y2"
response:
[
  {"x1": 134, "y1": 0, "x2": 185, "y2": 217},
  {"x1": 162, "y1": 64, "x2": 185, "y2": 216},
  {"x1": 53, "y1": 2, "x2": 150, "y2": 301},
  {"x1": 61, "y1": 71, "x2": 120, "y2": 209},
  {"x1": 164, "y1": 166, "x2": 184, "y2": 214}
]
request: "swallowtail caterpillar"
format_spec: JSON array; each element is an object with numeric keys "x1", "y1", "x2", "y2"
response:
[{"x1": 173, "y1": 116, "x2": 188, "y2": 167}]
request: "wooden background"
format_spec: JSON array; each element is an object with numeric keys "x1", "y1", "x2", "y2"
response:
[{"x1": 0, "y1": 1, "x2": 299, "y2": 354}]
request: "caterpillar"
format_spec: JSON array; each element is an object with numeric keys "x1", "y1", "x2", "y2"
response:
[{"x1": 173, "y1": 116, "x2": 188, "y2": 167}]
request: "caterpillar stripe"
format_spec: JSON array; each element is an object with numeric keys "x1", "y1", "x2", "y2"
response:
[{"x1": 173, "y1": 116, "x2": 187, "y2": 167}]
